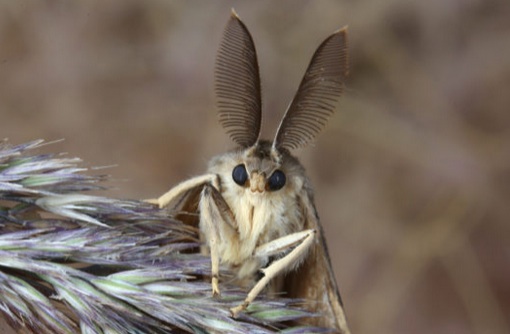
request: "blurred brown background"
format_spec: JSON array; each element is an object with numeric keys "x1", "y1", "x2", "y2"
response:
[{"x1": 1, "y1": 1, "x2": 509, "y2": 333}]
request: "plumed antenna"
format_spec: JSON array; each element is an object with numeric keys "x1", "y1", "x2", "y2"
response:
[
  {"x1": 274, "y1": 27, "x2": 348, "y2": 150},
  {"x1": 215, "y1": 9, "x2": 262, "y2": 148}
]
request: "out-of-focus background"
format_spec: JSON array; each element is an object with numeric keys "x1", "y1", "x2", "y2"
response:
[{"x1": 1, "y1": 1, "x2": 509, "y2": 333}]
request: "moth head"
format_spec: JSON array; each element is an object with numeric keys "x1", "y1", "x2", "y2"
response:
[
  {"x1": 231, "y1": 141, "x2": 288, "y2": 194},
  {"x1": 208, "y1": 140, "x2": 305, "y2": 196},
  {"x1": 232, "y1": 164, "x2": 285, "y2": 193},
  {"x1": 215, "y1": 9, "x2": 348, "y2": 154}
]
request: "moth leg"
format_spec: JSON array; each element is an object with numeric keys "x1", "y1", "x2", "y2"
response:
[
  {"x1": 199, "y1": 184, "x2": 237, "y2": 297},
  {"x1": 230, "y1": 229, "x2": 316, "y2": 317},
  {"x1": 145, "y1": 173, "x2": 218, "y2": 208}
]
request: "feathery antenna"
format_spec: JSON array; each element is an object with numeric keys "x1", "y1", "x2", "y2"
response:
[
  {"x1": 215, "y1": 10, "x2": 262, "y2": 148},
  {"x1": 274, "y1": 27, "x2": 349, "y2": 150}
]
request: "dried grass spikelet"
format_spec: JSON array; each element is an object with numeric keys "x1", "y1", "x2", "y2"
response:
[{"x1": 0, "y1": 140, "x2": 331, "y2": 334}]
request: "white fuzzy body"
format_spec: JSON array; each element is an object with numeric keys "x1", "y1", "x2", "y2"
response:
[
  {"x1": 203, "y1": 142, "x2": 308, "y2": 280},
  {"x1": 219, "y1": 178, "x2": 300, "y2": 266}
]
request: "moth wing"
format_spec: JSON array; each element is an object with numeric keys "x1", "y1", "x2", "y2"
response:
[
  {"x1": 284, "y1": 191, "x2": 351, "y2": 333},
  {"x1": 172, "y1": 185, "x2": 203, "y2": 229}
]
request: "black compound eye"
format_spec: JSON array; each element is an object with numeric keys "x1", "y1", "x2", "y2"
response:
[
  {"x1": 267, "y1": 170, "x2": 286, "y2": 191},
  {"x1": 232, "y1": 164, "x2": 248, "y2": 186}
]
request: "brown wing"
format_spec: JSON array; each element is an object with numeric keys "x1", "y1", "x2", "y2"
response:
[
  {"x1": 284, "y1": 191, "x2": 351, "y2": 333},
  {"x1": 173, "y1": 186, "x2": 202, "y2": 233}
]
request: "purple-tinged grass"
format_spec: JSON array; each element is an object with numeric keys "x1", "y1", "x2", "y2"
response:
[{"x1": 0, "y1": 140, "x2": 328, "y2": 333}]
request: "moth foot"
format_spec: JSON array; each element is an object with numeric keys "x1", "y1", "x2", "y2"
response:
[
  {"x1": 144, "y1": 198, "x2": 161, "y2": 208},
  {"x1": 230, "y1": 301, "x2": 249, "y2": 318},
  {"x1": 212, "y1": 277, "x2": 221, "y2": 297}
]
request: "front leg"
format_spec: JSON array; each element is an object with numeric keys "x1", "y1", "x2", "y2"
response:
[
  {"x1": 145, "y1": 173, "x2": 218, "y2": 208},
  {"x1": 199, "y1": 184, "x2": 237, "y2": 296},
  {"x1": 230, "y1": 229, "x2": 317, "y2": 317}
]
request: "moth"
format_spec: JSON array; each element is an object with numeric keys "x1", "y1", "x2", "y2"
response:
[{"x1": 148, "y1": 10, "x2": 350, "y2": 333}]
